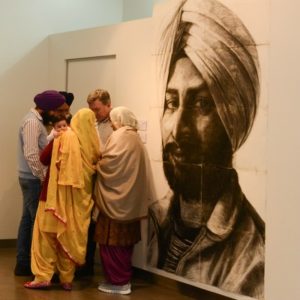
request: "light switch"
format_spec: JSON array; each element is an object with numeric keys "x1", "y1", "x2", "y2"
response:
[{"x1": 138, "y1": 120, "x2": 147, "y2": 131}]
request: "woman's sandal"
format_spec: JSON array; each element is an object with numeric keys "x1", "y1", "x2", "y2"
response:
[{"x1": 24, "y1": 281, "x2": 51, "y2": 289}]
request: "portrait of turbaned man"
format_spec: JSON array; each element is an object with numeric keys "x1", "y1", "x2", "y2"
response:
[{"x1": 147, "y1": 0, "x2": 266, "y2": 299}]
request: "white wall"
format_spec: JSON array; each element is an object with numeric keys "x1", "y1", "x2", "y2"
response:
[
  {"x1": 0, "y1": 0, "x2": 124, "y2": 75},
  {"x1": 48, "y1": 19, "x2": 154, "y2": 116},
  {"x1": 266, "y1": 0, "x2": 300, "y2": 299},
  {"x1": 123, "y1": 0, "x2": 165, "y2": 21},
  {"x1": 123, "y1": 0, "x2": 153, "y2": 21}
]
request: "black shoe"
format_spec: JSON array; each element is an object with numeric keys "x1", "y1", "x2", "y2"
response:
[
  {"x1": 14, "y1": 264, "x2": 32, "y2": 276},
  {"x1": 75, "y1": 265, "x2": 94, "y2": 278}
]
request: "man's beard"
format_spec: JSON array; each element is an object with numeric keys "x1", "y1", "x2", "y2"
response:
[
  {"x1": 163, "y1": 142, "x2": 233, "y2": 202},
  {"x1": 40, "y1": 111, "x2": 53, "y2": 126}
]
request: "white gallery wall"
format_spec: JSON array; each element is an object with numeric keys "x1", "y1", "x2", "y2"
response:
[
  {"x1": 123, "y1": 0, "x2": 154, "y2": 21},
  {"x1": 266, "y1": 0, "x2": 300, "y2": 299},
  {"x1": 0, "y1": 0, "x2": 299, "y2": 299}
]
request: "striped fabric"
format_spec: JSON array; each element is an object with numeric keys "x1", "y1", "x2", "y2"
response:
[
  {"x1": 97, "y1": 117, "x2": 113, "y2": 148},
  {"x1": 19, "y1": 109, "x2": 47, "y2": 181}
]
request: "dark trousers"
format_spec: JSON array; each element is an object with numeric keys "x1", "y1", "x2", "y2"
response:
[
  {"x1": 16, "y1": 177, "x2": 41, "y2": 266},
  {"x1": 85, "y1": 221, "x2": 96, "y2": 268},
  {"x1": 100, "y1": 245, "x2": 133, "y2": 285}
]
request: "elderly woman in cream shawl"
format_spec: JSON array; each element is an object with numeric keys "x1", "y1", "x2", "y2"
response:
[
  {"x1": 24, "y1": 108, "x2": 100, "y2": 290},
  {"x1": 93, "y1": 106, "x2": 154, "y2": 295}
]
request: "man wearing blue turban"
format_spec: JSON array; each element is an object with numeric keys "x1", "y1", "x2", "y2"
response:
[
  {"x1": 148, "y1": 0, "x2": 264, "y2": 299},
  {"x1": 15, "y1": 90, "x2": 66, "y2": 276}
]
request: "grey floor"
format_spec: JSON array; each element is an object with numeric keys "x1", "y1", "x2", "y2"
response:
[{"x1": 0, "y1": 247, "x2": 233, "y2": 300}]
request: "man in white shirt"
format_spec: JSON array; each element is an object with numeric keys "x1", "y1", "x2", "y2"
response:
[
  {"x1": 87, "y1": 89, "x2": 113, "y2": 148},
  {"x1": 15, "y1": 90, "x2": 66, "y2": 276}
]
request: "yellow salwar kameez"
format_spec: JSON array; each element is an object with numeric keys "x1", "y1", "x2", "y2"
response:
[{"x1": 29, "y1": 108, "x2": 100, "y2": 285}]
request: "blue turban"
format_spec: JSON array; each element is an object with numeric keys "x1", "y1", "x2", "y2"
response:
[{"x1": 34, "y1": 90, "x2": 65, "y2": 111}]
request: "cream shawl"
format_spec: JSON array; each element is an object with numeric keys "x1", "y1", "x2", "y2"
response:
[
  {"x1": 94, "y1": 126, "x2": 155, "y2": 221},
  {"x1": 44, "y1": 108, "x2": 100, "y2": 265}
]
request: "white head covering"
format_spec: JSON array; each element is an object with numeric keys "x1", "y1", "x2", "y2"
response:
[
  {"x1": 109, "y1": 106, "x2": 139, "y2": 130},
  {"x1": 157, "y1": 0, "x2": 260, "y2": 152}
]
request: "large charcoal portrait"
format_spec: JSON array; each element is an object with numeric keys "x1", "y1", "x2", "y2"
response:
[{"x1": 147, "y1": 0, "x2": 265, "y2": 299}]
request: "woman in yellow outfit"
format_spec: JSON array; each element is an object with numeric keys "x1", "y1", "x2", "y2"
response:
[{"x1": 24, "y1": 108, "x2": 100, "y2": 290}]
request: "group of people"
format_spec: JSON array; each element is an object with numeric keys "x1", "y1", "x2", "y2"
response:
[{"x1": 16, "y1": 88, "x2": 154, "y2": 295}]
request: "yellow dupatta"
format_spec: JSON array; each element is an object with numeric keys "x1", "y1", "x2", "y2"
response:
[{"x1": 44, "y1": 108, "x2": 100, "y2": 264}]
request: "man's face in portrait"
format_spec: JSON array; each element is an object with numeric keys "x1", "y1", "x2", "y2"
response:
[{"x1": 161, "y1": 57, "x2": 232, "y2": 201}]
